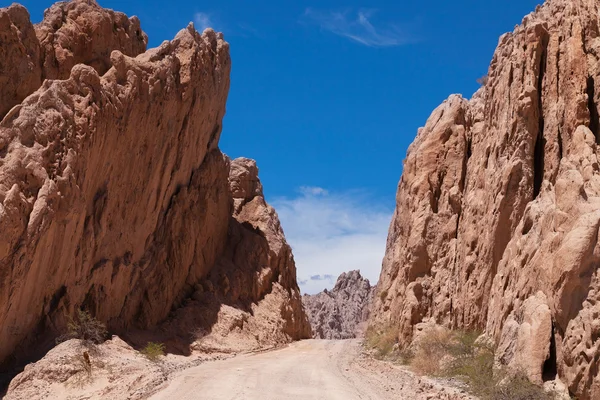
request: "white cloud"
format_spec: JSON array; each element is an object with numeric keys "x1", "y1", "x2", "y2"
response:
[
  {"x1": 303, "y1": 8, "x2": 410, "y2": 47},
  {"x1": 299, "y1": 186, "x2": 329, "y2": 196},
  {"x1": 272, "y1": 187, "x2": 393, "y2": 294},
  {"x1": 194, "y1": 12, "x2": 213, "y2": 32}
]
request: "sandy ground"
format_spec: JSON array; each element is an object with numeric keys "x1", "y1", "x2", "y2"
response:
[{"x1": 149, "y1": 339, "x2": 472, "y2": 400}]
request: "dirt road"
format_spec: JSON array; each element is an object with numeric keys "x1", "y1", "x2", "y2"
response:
[{"x1": 149, "y1": 339, "x2": 471, "y2": 400}]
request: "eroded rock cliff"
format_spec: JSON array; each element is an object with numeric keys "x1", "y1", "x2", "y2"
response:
[
  {"x1": 372, "y1": 0, "x2": 600, "y2": 398},
  {"x1": 0, "y1": 0, "x2": 309, "y2": 373},
  {"x1": 144, "y1": 158, "x2": 311, "y2": 354},
  {"x1": 303, "y1": 270, "x2": 373, "y2": 339}
]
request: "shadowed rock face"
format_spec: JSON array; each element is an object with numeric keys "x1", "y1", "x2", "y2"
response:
[
  {"x1": 371, "y1": 0, "x2": 600, "y2": 398},
  {"x1": 178, "y1": 157, "x2": 312, "y2": 352},
  {"x1": 0, "y1": 0, "x2": 308, "y2": 372},
  {"x1": 303, "y1": 271, "x2": 374, "y2": 339}
]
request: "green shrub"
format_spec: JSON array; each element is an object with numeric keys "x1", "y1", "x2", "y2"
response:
[
  {"x1": 443, "y1": 332, "x2": 497, "y2": 395},
  {"x1": 141, "y1": 342, "x2": 165, "y2": 362}
]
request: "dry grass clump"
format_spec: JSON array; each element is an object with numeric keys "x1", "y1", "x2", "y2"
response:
[
  {"x1": 364, "y1": 324, "x2": 398, "y2": 359},
  {"x1": 490, "y1": 374, "x2": 556, "y2": 400},
  {"x1": 67, "y1": 350, "x2": 111, "y2": 388},
  {"x1": 410, "y1": 327, "x2": 456, "y2": 375},
  {"x1": 409, "y1": 328, "x2": 554, "y2": 400},
  {"x1": 141, "y1": 342, "x2": 165, "y2": 362},
  {"x1": 365, "y1": 324, "x2": 415, "y2": 364}
]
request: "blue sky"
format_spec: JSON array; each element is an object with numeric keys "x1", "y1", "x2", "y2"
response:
[{"x1": 22, "y1": 0, "x2": 542, "y2": 293}]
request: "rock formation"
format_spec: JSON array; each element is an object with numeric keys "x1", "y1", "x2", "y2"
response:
[
  {"x1": 0, "y1": 1, "x2": 147, "y2": 119},
  {"x1": 0, "y1": 0, "x2": 309, "y2": 375},
  {"x1": 5, "y1": 337, "x2": 196, "y2": 400},
  {"x1": 371, "y1": 0, "x2": 600, "y2": 398},
  {"x1": 135, "y1": 158, "x2": 311, "y2": 354},
  {"x1": 303, "y1": 270, "x2": 373, "y2": 339}
]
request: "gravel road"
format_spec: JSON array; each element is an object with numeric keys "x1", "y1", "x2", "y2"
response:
[{"x1": 149, "y1": 339, "x2": 472, "y2": 400}]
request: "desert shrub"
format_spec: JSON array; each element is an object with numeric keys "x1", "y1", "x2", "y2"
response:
[
  {"x1": 490, "y1": 373, "x2": 554, "y2": 400},
  {"x1": 141, "y1": 342, "x2": 165, "y2": 362},
  {"x1": 364, "y1": 324, "x2": 398, "y2": 359},
  {"x1": 443, "y1": 332, "x2": 497, "y2": 395},
  {"x1": 59, "y1": 310, "x2": 107, "y2": 345},
  {"x1": 410, "y1": 328, "x2": 554, "y2": 400},
  {"x1": 387, "y1": 347, "x2": 414, "y2": 365},
  {"x1": 410, "y1": 327, "x2": 455, "y2": 375},
  {"x1": 66, "y1": 351, "x2": 94, "y2": 387}
]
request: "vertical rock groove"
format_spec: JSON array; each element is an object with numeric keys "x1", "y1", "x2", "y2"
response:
[
  {"x1": 542, "y1": 323, "x2": 558, "y2": 382},
  {"x1": 534, "y1": 39, "x2": 548, "y2": 199},
  {"x1": 586, "y1": 76, "x2": 600, "y2": 142}
]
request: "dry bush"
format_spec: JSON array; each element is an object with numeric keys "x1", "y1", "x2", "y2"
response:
[
  {"x1": 386, "y1": 347, "x2": 414, "y2": 365},
  {"x1": 78, "y1": 351, "x2": 92, "y2": 376},
  {"x1": 411, "y1": 327, "x2": 455, "y2": 375},
  {"x1": 444, "y1": 332, "x2": 496, "y2": 394},
  {"x1": 490, "y1": 373, "x2": 555, "y2": 400},
  {"x1": 66, "y1": 350, "x2": 112, "y2": 388},
  {"x1": 410, "y1": 328, "x2": 554, "y2": 400},
  {"x1": 67, "y1": 351, "x2": 93, "y2": 388},
  {"x1": 364, "y1": 324, "x2": 398, "y2": 359},
  {"x1": 58, "y1": 310, "x2": 107, "y2": 346},
  {"x1": 141, "y1": 342, "x2": 165, "y2": 362}
]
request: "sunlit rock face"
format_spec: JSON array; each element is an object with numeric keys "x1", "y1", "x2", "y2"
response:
[
  {"x1": 303, "y1": 270, "x2": 374, "y2": 339},
  {"x1": 0, "y1": 0, "x2": 309, "y2": 372},
  {"x1": 371, "y1": 0, "x2": 600, "y2": 398}
]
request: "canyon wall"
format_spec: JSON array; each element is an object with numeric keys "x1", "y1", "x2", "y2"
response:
[
  {"x1": 0, "y1": 0, "x2": 309, "y2": 371},
  {"x1": 371, "y1": 0, "x2": 600, "y2": 398}
]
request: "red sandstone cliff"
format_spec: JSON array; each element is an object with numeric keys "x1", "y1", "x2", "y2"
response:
[
  {"x1": 0, "y1": 0, "x2": 309, "y2": 373},
  {"x1": 372, "y1": 1, "x2": 600, "y2": 398}
]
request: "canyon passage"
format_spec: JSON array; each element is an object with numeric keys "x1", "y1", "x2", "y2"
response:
[{"x1": 2, "y1": 0, "x2": 600, "y2": 400}]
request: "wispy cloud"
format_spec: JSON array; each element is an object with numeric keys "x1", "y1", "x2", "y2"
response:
[
  {"x1": 303, "y1": 8, "x2": 411, "y2": 47},
  {"x1": 300, "y1": 186, "x2": 329, "y2": 196},
  {"x1": 194, "y1": 12, "x2": 213, "y2": 32},
  {"x1": 272, "y1": 187, "x2": 392, "y2": 294},
  {"x1": 310, "y1": 274, "x2": 335, "y2": 282}
]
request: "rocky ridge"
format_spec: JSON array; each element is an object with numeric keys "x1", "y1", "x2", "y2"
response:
[
  {"x1": 371, "y1": 0, "x2": 600, "y2": 398},
  {"x1": 0, "y1": 0, "x2": 309, "y2": 376},
  {"x1": 4, "y1": 337, "x2": 216, "y2": 400},
  {"x1": 303, "y1": 270, "x2": 374, "y2": 339}
]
